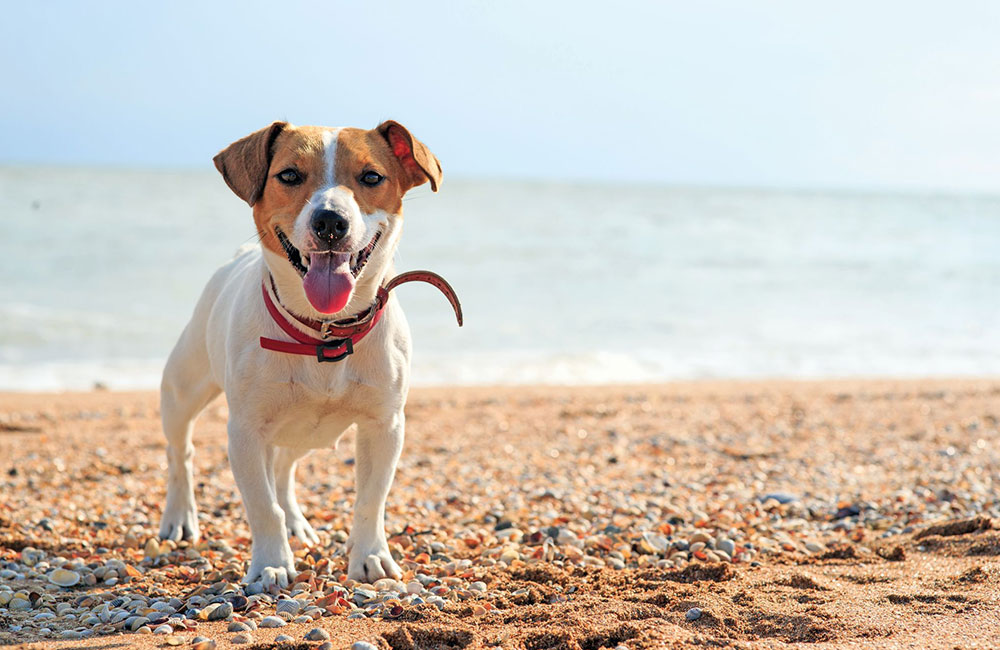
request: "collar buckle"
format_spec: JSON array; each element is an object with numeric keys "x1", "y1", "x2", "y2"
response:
[{"x1": 317, "y1": 338, "x2": 353, "y2": 362}]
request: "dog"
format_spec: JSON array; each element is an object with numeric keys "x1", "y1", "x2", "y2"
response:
[{"x1": 157, "y1": 120, "x2": 460, "y2": 587}]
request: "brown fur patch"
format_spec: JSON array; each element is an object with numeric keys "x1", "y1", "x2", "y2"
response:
[{"x1": 334, "y1": 127, "x2": 407, "y2": 216}]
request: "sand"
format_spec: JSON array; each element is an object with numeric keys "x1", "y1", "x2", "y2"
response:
[{"x1": 1, "y1": 379, "x2": 999, "y2": 649}]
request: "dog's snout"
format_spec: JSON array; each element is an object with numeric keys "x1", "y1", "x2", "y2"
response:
[{"x1": 310, "y1": 209, "x2": 349, "y2": 243}]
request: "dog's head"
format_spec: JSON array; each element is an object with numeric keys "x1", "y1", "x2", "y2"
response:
[{"x1": 214, "y1": 121, "x2": 441, "y2": 315}]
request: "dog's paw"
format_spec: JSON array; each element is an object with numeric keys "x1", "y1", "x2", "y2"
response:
[
  {"x1": 286, "y1": 516, "x2": 320, "y2": 546},
  {"x1": 347, "y1": 537, "x2": 401, "y2": 583},
  {"x1": 158, "y1": 507, "x2": 200, "y2": 543},
  {"x1": 242, "y1": 540, "x2": 296, "y2": 588},
  {"x1": 242, "y1": 559, "x2": 296, "y2": 589}
]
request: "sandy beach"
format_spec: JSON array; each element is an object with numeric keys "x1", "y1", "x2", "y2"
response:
[{"x1": 1, "y1": 379, "x2": 999, "y2": 649}]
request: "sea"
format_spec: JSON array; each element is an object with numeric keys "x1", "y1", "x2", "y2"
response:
[{"x1": 1, "y1": 166, "x2": 998, "y2": 391}]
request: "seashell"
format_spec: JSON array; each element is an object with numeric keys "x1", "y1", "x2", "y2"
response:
[
  {"x1": 275, "y1": 599, "x2": 301, "y2": 616},
  {"x1": 208, "y1": 602, "x2": 233, "y2": 621},
  {"x1": 259, "y1": 615, "x2": 286, "y2": 628},
  {"x1": 48, "y1": 569, "x2": 81, "y2": 587},
  {"x1": 305, "y1": 628, "x2": 330, "y2": 641}
]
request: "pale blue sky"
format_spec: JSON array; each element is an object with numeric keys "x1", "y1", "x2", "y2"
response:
[{"x1": 2, "y1": 1, "x2": 999, "y2": 191}]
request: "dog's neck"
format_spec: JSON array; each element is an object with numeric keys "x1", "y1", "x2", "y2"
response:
[{"x1": 261, "y1": 248, "x2": 392, "y2": 325}]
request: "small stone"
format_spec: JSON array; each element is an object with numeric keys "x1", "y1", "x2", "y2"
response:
[
  {"x1": 717, "y1": 539, "x2": 736, "y2": 556},
  {"x1": 144, "y1": 538, "x2": 161, "y2": 559},
  {"x1": 406, "y1": 581, "x2": 423, "y2": 594},
  {"x1": 275, "y1": 635, "x2": 295, "y2": 643},
  {"x1": 685, "y1": 607, "x2": 702, "y2": 621},
  {"x1": 318, "y1": 643, "x2": 334, "y2": 650},
  {"x1": 259, "y1": 615, "x2": 287, "y2": 628},
  {"x1": 231, "y1": 634, "x2": 252, "y2": 644},
  {"x1": 607, "y1": 557, "x2": 625, "y2": 570},
  {"x1": 48, "y1": 569, "x2": 82, "y2": 587},
  {"x1": 761, "y1": 492, "x2": 797, "y2": 504},
  {"x1": 352, "y1": 642, "x2": 379, "y2": 650},
  {"x1": 306, "y1": 628, "x2": 331, "y2": 641},
  {"x1": 689, "y1": 532, "x2": 712, "y2": 544},
  {"x1": 59, "y1": 630, "x2": 83, "y2": 639},
  {"x1": 805, "y1": 542, "x2": 824, "y2": 553}
]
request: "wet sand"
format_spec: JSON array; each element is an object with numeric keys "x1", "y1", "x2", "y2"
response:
[{"x1": 1, "y1": 379, "x2": 999, "y2": 649}]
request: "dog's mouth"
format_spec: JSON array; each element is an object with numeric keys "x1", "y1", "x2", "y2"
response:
[
  {"x1": 276, "y1": 227, "x2": 307, "y2": 275},
  {"x1": 274, "y1": 226, "x2": 382, "y2": 314},
  {"x1": 274, "y1": 227, "x2": 381, "y2": 279}
]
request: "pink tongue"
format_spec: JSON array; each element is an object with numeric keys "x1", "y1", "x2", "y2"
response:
[{"x1": 303, "y1": 252, "x2": 355, "y2": 314}]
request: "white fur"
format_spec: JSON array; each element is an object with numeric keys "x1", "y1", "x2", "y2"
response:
[{"x1": 158, "y1": 129, "x2": 412, "y2": 587}]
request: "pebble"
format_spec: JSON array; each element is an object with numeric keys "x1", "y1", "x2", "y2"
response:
[
  {"x1": 762, "y1": 492, "x2": 797, "y2": 504},
  {"x1": 686, "y1": 607, "x2": 703, "y2": 621},
  {"x1": 259, "y1": 615, "x2": 287, "y2": 628},
  {"x1": 306, "y1": 628, "x2": 331, "y2": 641}
]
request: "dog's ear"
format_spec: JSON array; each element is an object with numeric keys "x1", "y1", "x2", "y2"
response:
[
  {"x1": 377, "y1": 120, "x2": 442, "y2": 192},
  {"x1": 213, "y1": 121, "x2": 287, "y2": 206}
]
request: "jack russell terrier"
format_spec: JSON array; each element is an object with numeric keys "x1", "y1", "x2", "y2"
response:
[{"x1": 157, "y1": 120, "x2": 461, "y2": 587}]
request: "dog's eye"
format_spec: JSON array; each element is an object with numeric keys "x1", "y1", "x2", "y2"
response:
[
  {"x1": 359, "y1": 170, "x2": 384, "y2": 187},
  {"x1": 276, "y1": 169, "x2": 303, "y2": 185}
]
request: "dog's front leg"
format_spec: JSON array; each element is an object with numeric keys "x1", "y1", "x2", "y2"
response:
[
  {"x1": 228, "y1": 422, "x2": 297, "y2": 588},
  {"x1": 347, "y1": 410, "x2": 404, "y2": 582}
]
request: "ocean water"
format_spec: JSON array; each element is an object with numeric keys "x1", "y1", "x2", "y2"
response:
[{"x1": 1, "y1": 166, "x2": 998, "y2": 391}]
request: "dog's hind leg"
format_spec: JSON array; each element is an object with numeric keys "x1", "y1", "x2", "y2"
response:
[
  {"x1": 158, "y1": 330, "x2": 221, "y2": 543},
  {"x1": 273, "y1": 446, "x2": 320, "y2": 545}
]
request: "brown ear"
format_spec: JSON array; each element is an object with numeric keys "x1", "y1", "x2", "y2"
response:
[
  {"x1": 377, "y1": 120, "x2": 442, "y2": 192},
  {"x1": 213, "y1": 121, "x2": 287, "y2": 206}
]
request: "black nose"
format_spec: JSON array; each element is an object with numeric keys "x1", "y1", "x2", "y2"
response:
[{"x1": 310, "y1": 209, "x2": 349, "y2": 242}]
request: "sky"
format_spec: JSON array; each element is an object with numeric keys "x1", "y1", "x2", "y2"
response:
[{"x1": 2, "y1": 0, "x2": 999, "y2": 192}]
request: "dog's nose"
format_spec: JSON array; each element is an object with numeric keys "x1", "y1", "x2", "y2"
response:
[{"x1": 310, "y1": 209, "x2": 349, "y2": 242}]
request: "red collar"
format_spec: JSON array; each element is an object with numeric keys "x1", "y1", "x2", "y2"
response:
[{"x1": 260, "y1": 271, "x2": 462, "y2": 362}]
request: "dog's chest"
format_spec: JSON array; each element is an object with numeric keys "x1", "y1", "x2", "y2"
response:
[
  {"x1": 237, "y1": 364, "x2": 393, "y2": 449},
  {"x1": 259, "y1": 391, "x2": 359, "y2": 448}
]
